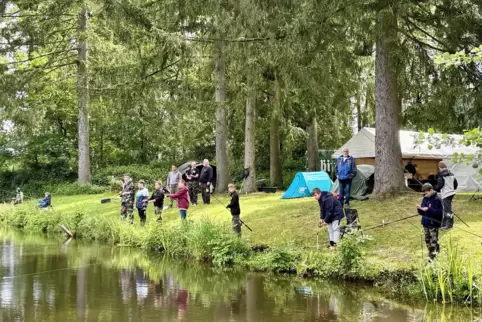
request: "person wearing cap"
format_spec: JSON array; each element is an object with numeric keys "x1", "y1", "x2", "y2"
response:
[
  {"x1": 417, "y1": 183, "x2": 443, "y2": 262},
  {"x1": 120, "y1": 175, "x2": 135, "y2": 222},
  {"x1": 135, "y1": 180, "x2": 149, "y2": 226}
]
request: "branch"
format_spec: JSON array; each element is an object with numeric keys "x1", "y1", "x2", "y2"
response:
[
  {"x1": 1, "y1": 13, "x2": 75, "y2": 18},
  {"x1": 143, "y1": 58, "x2": 181, "y2": 78},
  {"x1": 400, "y1": 27, "x2": 446, "y2": 52},
  {"x1": 404, "y1": 16, "x2": 453, "y2": 51},
  {"x1": 0, "y1": 49, "x2": 76, "y2": 66},
  {"x1": 185, "y1": 35, "x2": 286, "y2": 43}
]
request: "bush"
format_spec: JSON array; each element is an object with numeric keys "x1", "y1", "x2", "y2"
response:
[
  {"x1": 92, "y1": 163, "x2": 172, "y2": 186},
  {"x1": 249, "y1": 247, "x2": 300, "y2": 273}
]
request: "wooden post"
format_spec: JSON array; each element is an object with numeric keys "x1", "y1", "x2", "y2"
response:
[{"x1": 60, "y1": 224, "x2": 73, "y2": 238}]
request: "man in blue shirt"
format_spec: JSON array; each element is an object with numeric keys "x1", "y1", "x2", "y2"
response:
[{"x1": 336, "y1": 148, "x2": 357, "y2": 208}]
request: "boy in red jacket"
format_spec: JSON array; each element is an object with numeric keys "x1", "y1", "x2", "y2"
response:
[{"x1": 167, "y1": 179, "x2": 190, "y2": 219}]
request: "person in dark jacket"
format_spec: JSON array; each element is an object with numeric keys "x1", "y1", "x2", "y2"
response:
[
  {"x1": 312, "y1": 188, "x2": 344, "y2": 249},
  {"x1": 167, "y1": 179, "x2": 189, "y2": 220},
  {"x1": 185, "y1": 162, "x2": 200, "y2": 206},
  {"x1": 226, "y1": 183, "x2": 241, "y2": 236},
  {"x1": 417, "y1": 183, "x2": 443, "y2": 261},
  {"x1": 135, "y1": 180, "x2": 149, "y2": 226},
  {"x1": 199, "y1": 159, "x2": 213, "y2": 205},
  {"x1": 336, "y1": 148, "x2": 357, "y2": 208},
  {"x1": 436, "y1": 161, "x2": 458, "y2": 231},
  {"x1": 149, "y1": 181, "x2": 165, "y2": 223}
]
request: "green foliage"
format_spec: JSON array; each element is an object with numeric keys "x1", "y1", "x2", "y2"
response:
[
  {"x1": 419, "y1": 239, "x2": 480, "y2": 304},
  {"x1": 249, "y1": 247, "x2": 300, "y2": 273},
  {"x1": 435, "y1": 45, "x2": 482, "y2": 67}
]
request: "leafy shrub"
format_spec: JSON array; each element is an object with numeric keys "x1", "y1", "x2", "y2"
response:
[
  {"x1": 338, "y1": 235, "x2": 364, "y2": 275},
  {"x1": 249, "y1": 247, "x2": 300, "y2": 273},
  {"x1": 92, "y1": 163, "x2": 171, "y2": 186}
]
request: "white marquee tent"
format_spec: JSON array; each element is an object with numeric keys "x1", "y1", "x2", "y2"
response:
[{"x1": 332, "y1": 127, "x2": 481, "y2": 192}]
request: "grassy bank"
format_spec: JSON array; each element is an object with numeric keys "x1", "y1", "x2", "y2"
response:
[{"x1": 1, "y1": 191, "x2": 482, "y2": 302}]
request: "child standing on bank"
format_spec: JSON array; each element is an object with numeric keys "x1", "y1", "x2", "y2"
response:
[
  {"x1": 136, "y1": 180, "x2": 149, "y2": 226},
  {"x1": 149, "y1": 180, "x2": 165, "y2": 223},
  {"x1": 226, "y1": 183, "x2": 241, "y2": 236},
  {"x1": 167, "y1": 179, "x2": 189, "y2": 220},
  {"x1": 417, "y1": 183, "x2": 443, "y2": 262},
  {"x1": 312, "y1": 188, "x2": 344, "y2": 249}
]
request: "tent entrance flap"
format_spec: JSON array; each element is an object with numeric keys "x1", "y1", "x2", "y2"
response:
[{"x1": 282, "y1": 172, "x2": 333, "y2": 199}]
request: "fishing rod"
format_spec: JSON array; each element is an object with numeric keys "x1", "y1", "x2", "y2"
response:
[
  {"x1": 362, "y1": 214, "x2": 419, "y2": 232},
  {"x1": 211, "y1": 193, "x2": 253, "y2": 232},
  {"x1": 362, "y1": 213, "x2": 482, "y2": 244}
]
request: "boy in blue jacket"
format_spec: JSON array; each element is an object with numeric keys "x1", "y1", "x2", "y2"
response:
[
  {"x1": 417, "y1": 183, "x2": 443, "y2": 262},
  {"x1": 312, "y1": 188, "x2": 345, "y2": 249}
]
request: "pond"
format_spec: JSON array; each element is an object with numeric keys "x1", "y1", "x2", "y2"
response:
[{"x1": 0, "y1": 230, "x2": 479, "y2": 322}]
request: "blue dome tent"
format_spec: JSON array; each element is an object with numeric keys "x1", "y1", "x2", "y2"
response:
[{"x1": 282, "y1": 172, "x2": 333, "y2": 199}]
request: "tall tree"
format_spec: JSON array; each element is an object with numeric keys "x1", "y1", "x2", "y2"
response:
[
  {"x1": 373, "y1": 3, "x2": 405, "y2": 196},
  {"x1": 244, "y1": 78, "x2": 257, "y2": 193},
  {"x1": 270, "y1": 77, "x2": 283, "y2": 187},
  {"x1": 214, "y1": 42, "x2": 230, "y2": 192},
  {"x1": 76, "y1": 6, "x2": 91, "y2": 183},
  {"x1": 306, "y1": 113, "x2": 320, "y2": 171}
]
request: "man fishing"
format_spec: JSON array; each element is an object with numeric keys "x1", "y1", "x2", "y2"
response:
[
  {"x1": 312, "y1": 187, "x2": 344, "y2": 249},
  {"x1": 417, "y1": 183, "x2": 443, "y2": 262},
  {"x1": 120, "y1": 175, "x2": 135, "y2": 223}
]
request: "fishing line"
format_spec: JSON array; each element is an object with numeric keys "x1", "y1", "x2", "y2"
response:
[
  {"x1": 2, "y1": 262, "x2": 99, "y2": 280},
  {"x1": 211, "y1": 194, "x2": 253, "y2": 232}
]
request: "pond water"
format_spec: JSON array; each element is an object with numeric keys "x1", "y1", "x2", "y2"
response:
[{"x1": 0, "y1": 230, "x2": 480, "y2": 322}]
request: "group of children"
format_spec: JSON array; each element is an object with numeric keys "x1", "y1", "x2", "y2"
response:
[
  {"x1": 121, "y1": 176, "x2": 242, "y2": 235},
  {"x1": 312, "y1": 161, "x2": 458, "y2": 261}
]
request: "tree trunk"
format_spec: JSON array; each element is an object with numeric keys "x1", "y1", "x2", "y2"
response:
[
  {"x1": 307, "y1": 114, "x2": 320, "y2": 171},
  {"x1": 214, "y1": 43, "x2": 230, "y2": 192},
  {"x1": 270, "y1": 80, "x2": 283, "y2": 187},
  {"x1": 77, "y1": 7, "x2": 91, "y2": 183},
  {"x1": 373, "y1": 6, "x2": 405, "y2": 197},
  {"x1": 244, "y1": 81, "x2": 257, "y2": 193}
]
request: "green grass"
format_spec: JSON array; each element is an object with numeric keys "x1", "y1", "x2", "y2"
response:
[
  {"x1": 2, "y1": 192, "x2": 482, "y2": 270},
  {"x1": 1, "y1": 190, "x2": 482, "y2": 301}
]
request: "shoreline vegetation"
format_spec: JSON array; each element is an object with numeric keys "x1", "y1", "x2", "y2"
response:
[{"x1": 1, "y1": 191, "x2": 482, "y2": 304}]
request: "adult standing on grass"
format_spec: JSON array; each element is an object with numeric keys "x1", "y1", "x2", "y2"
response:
[
  {"x1": 166, "y1": 165, "x2": 181, "y2": 208},
  {"x1": 199, "y1": 159, "x2": 213, "y2": 205},
  {"x1": 167, "y1": 179, "x2": 189, "y2": 220},
  {"x1": 417, "y1": 183, "x2": 443, "y2": 262},
  {"x1": 312, "y1": 188, "x2": 344, "y2": 249},
  {"x1": 436, "y1": 161, "x2": 458, "y2": 231},
  {"x1": 186, "y1": 161, "x2": 200, "y2": 206},
  {"x1": 336, "y1": 148, "x2": 357, "y2": 208},
  {"x1": 120, "y1": 175, "x2": 135, "y2": 222},
  {"x1": 135, "y1": 180, "x2": 149, "y2": 226},
  {"x1": 226, "y1": 183, "x2": 241, "y2": 236}
]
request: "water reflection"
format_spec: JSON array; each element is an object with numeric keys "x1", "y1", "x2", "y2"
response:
[{"x1": 0, "y1": 230, "x2": 480, "y2": 322}]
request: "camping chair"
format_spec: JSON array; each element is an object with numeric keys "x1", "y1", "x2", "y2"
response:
[{"x1": 340, "y1": 208, "x2": 361, "y2": 238}]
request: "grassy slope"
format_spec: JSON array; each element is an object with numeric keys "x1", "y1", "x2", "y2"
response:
[{"x1": 3, "y1": 191, "x2": 482, "y2": 272}]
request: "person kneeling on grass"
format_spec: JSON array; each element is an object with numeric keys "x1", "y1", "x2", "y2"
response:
[
  {"x1": 136, "y1": 180, "x2": 149, "y2": 226},
  {"x1": 417, "y1": 183, "x2": 443, "y2": 262},
  {"x1": 149, "y1": 180, "x2": 165, "y2": 223},
  {"x1": 226, "y1": 183, "x2": 241, "y2": 236},
  {"x1": 312, "y1": 188, "x2": 344, "y2": 249},
  {"x1": 167, "y1": 179, "x2": 189, "y2": 220}
]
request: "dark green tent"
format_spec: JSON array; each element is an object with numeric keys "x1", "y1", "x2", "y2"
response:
[{"x1": 331, "y1": 164, "x2": 375, "y2": 200}]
